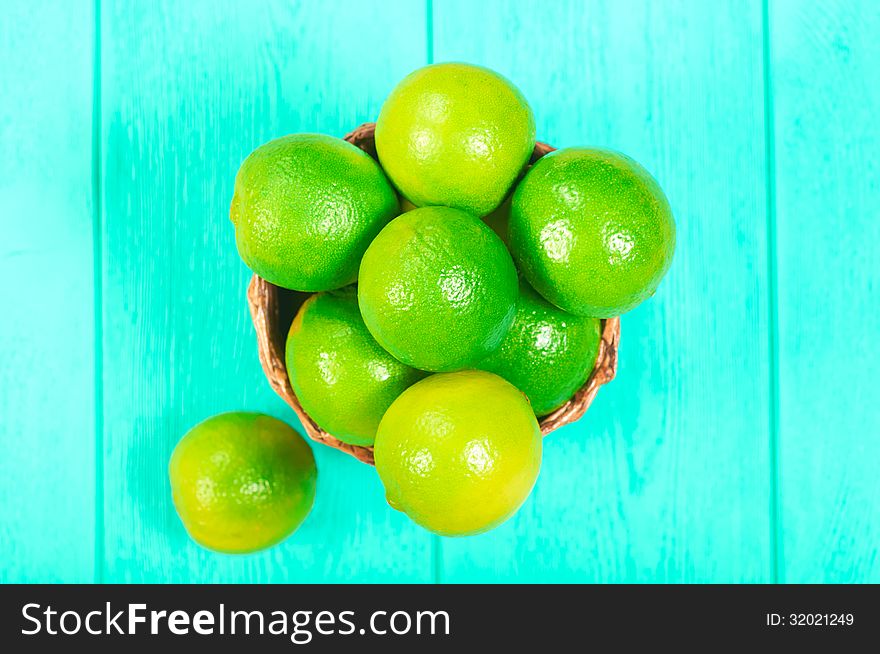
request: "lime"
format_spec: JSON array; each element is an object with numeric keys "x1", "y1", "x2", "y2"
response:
[
  {"x1": 168, "y1": 412, "x2": 316, "y2": 554},
  {"x1": 480, "y1": 280, "x2": 602, "y2": 416},
  {"x1": 509, "y1": 148, "x2": 676, "y2": 317},
  {"x1": 230, "y1": 133, "x2": 399, "y2": 291},
  {"x1": 358, "y1": 207, "x2": 518, "y2": 372},
  {"x1": 285, "y1": 287, "x2": 426, "y2": 446},
  {"x1": 374, "y1": 370, "x2": 542, "y2": 536},
  {"x1": 375, "y1": 63, "x2": 535, "y2": 216}
]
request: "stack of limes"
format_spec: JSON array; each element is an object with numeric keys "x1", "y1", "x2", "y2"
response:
[{"x1": 170, "y1": 62, "x2": 675, "y2": 551}]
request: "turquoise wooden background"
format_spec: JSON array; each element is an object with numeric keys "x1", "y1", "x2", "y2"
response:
[{"x1": 1, "y1": 0, "x2": 878, "y2": 584}]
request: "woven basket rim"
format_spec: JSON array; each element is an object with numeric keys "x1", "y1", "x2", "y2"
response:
[{"x1": 247, "y1": 122, "x2": 621, "y2": 465}]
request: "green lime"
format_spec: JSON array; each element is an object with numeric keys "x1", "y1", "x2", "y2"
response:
[
  {"x1": 375, "y1": 63, "x2": 535, "y2": 216},
  {"x1": 168, "y1": 412, "x2": 316, "y2": 554},
  {"x1": 358, "y1": 207, "x2": 518, "y2": 372},
  {"x1": 230, "y1": 133, "x2": 399, "y2": 291},
  {"x1": 374, "y1": 370, "x2": 542, "y2": 536},
  {"x1": 285, "y1": 287, "x2": 427, "y2": 446},
  {"x1": 509, "y1": 148, "x2": 676, "y2": 317},
  {"x1": 480, "y1": 280, "x2": 602, "y2": 416}
]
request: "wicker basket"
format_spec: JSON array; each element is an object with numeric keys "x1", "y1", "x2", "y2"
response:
[{"x1": 247, "y1": 123, "x2": 621, "y2": 465}]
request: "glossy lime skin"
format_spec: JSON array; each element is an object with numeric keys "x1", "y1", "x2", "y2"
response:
[
  {"x1": 168, "y1": 412, "x2": 317, "y2": 554},
  {"x1": 480, "y1": 280, "x2": 602, "y2": 416},
  {"x1": 509, "y1": 148, "x2": 676, "y2": 317},
  {"x1": 375, "y1": 63, "x2": 536, "y2": 216},
  {"x1": 285, "y1": 288, "x2": 426, "y2": 446},
  {"x1": 230, "y1": 133, "x2": 399, "y2": 291},
  {"x1": 374, "y1": 371, "x2": 542, "y2": 536},
  {"x1": 358, "y1": 207, "x2": 519, "y2": 372}
]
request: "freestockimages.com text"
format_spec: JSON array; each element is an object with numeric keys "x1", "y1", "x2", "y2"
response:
[{"x1": 21, "y1": 603, "x2": 450, "y2": 643}]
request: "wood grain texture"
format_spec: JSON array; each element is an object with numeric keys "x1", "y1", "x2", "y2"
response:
[
  {"x1": 4, "y1": 0, "x2": 879, "y2": 585},
  {"x1": 769, "y1": 0, "x2": 880, "y2": 583},
  {"x1": 432, "y1": 0, "x2": 773, "y2": 582},
  {"x1": 99, "y1": 0, "x2": 432, "y2": 582},
  {"x1": 0, "y1": 0, "x2": 96, "y2": 582}
]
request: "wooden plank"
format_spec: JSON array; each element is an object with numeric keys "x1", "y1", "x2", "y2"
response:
[
  {"x1": 432, "y1": 0, "x2": 773, "y2": 582},
  {"x1": 99, "y1": 0, "x2": 432, "y2": 582},
  {"x1": 769, "y1": 0, "x2": 880, "y2": 583},
  {"x1": 0, "y1": 0, "x2": 96, "y2": 582}
]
